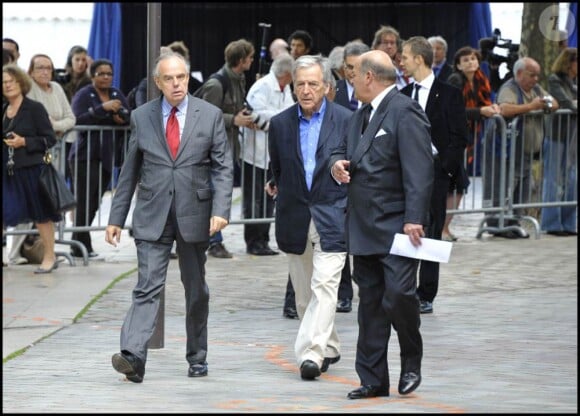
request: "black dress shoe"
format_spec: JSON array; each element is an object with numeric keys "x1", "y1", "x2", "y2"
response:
[
  {"x1": 347, "y1": 385, "x2": 389, "y2": 399},
  {"x1": 547, "y1": 230, "x2": 570, "y2": 237},
  {"x1": 336, "y1": 298, "x2": 352, "y2": 313},
  {"x1": 112, "y1": 351, "x2": 145, "y2": 383},
  {"x1": 207, "y1": 243, "x2": 233, "y2": 259},
  {"x1": 320, "y1": 355, "x2": 340, "y2": 373},
  {"x1": 188, "y1": 361, "x2": 208, "y2": 377},
  {"x1": 246, "y1": 242, "x2": 279, "y2": 256},
  {"x1": 283, "y1": 306, "x2": 298, "y2": 319},
  {"x1": 300, "y1": 360, "x2": 321, "y2": 380},
  {"x1": 398, "y1": 371, "x2": 421, "y2": 395},
  {"x1": 419, "y1": 300, "x2": 433, "y2": 314}
]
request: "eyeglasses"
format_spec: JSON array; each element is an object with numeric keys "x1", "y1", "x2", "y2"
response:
[
  {"x1": 34, "y1": 66, "x2": 53, "y2": 72},
  {"x1": 159, "y1": 73, "x2": 188, "y2": 84},
  {"x1": 95, "y1": 72, "x2": 114, "y2": 77},
  {"x1": 2, "y1": 79, "x2": 16, "y2": 86}
]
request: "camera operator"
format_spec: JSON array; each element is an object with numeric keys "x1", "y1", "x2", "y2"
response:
[
  {"x1": 479, "y1": 29, "x2": 520, "y2": 93},
  {"x1": 240, "y1": 53, "x2": 295, "y2": 256},
  {"x1": 484, "y1": 57, "x2": 559, "y2": 238},
  {"x1": 68, "y1": 58, "x2": 131, "y2": 258}
]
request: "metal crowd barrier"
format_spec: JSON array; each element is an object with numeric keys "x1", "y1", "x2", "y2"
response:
[
  {"x1": 444, "y1": 110, "x2": 577, "y2": 239},
  {"x1": 5, "y1": 111, "x2": 577, "y2": 267}
]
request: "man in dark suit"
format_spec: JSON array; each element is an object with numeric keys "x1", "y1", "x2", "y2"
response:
[
  {"x1": 334, "y1": 41, "x2": 370, "y2": 111},
  {"x1": 268, "y1": 55, "x2": 352, "y2": 381},
  {"x1": 400, "y1": 36, "x2": 468, "y2": 314},
  {"x1": 331, "y1": 40, "x2": 370, "y2": 313},
  {"x1": 428, "y1": 36, "x2": 453, "y2": 82},
  {"x1": 330, "y1": 50, "x2": 433, "y2": 399},
  {"x1": 105, "y1": 51, "x2": 233, "y2": 383}
]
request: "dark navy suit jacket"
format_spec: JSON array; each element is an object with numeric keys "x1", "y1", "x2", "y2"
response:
[
  {"x1": 268, "y1": 99, "x2": 353, "y2": 254},
  {"x1": 334, "y1": 79, "x2": 353, "y2": 111}
]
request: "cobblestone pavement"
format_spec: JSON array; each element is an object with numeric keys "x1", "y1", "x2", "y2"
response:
[{"x1": 2, "y1": 188, "x2": 577, "y2": 413}]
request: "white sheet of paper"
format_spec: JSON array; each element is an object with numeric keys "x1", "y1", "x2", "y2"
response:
[{"x1": 390, "y1": 233, "x2": 453, "y2": 263}]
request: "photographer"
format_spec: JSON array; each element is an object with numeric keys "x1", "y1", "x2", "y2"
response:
[
  {"x1": 241, "y1": 53, "x2": 295, "y2": 255},
  {"x1": 69, "y1": 58, "x2": 130, "y2": 258},
  {"x1": 484, "y1": 57, "x2": 559, "y2": 238}
]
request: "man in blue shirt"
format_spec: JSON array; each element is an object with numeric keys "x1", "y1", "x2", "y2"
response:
[{"x1": 267, "y1": 55, "x2": 353, "y2": 380}]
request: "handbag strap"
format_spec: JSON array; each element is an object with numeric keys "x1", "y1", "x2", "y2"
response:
[{"x1": 42, "y1": 137, "x2": 52, "y2": 165}]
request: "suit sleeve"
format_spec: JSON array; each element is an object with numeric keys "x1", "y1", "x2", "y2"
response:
[
  {"x1": 442, "y1": 86, "x2": 469, "y2": 176},
  {"x1": 108, "y1": 112, "x2": 142, "y2": 227},
  {"x1": 268, "y1": 116, "x2": 281, "y2": 186},
  {"x1": 398, "y1": 103, "x2": 434, "y2": 225},
  {"x1": 209, "y1": 109, "x2": 234, "y2": 220}
]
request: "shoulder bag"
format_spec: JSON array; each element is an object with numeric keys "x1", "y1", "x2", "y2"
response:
[{"x1": 38, "y1": 142, "x2": 77, "y2": 213}]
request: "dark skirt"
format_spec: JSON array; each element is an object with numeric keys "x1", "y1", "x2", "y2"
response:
[
  {"x1": 448, "y1": 164, "x2": 471, "y2": 194},
  {"x1": 3, "y1": 164, "x2": 62, "y2": 226}
]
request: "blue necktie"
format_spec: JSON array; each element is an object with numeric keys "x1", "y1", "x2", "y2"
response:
[{"x1": 349, "y1": 91, "x2": 358, "y2": 111}]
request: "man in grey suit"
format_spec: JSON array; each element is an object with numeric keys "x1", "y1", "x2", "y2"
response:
[
  {"x1": 330, "y1": 50, "x2": 433, "y2": 399},
  {"x1": 268, "y1": 55, "x2": 352, "y2": 381},
  {"x1": 105, "y1": 52, "x2": 233, "y2": 383}
]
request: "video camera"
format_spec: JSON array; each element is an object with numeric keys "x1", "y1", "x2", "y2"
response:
[{"x1": 479, "y1": 28, "x2": 520, "y2": 92}]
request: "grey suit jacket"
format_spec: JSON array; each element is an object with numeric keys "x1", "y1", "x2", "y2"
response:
[
  {"x1": 108, "y1": 95, "x2": 233, "y2": 243},
  {"x1": 329, "y1": 88, "x2": 433, "y2": 255}
]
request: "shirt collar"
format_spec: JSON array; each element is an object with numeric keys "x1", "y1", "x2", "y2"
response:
[
  {"x1": 415, "y1": 71, "x2": 435, "y2": 90},
  {"x1": 162, "y1": 96, "x2": 188, "y2": 116},
  {"x1": 298, "y1": 97, "x2": 327, "y2": 120},
  {"x1": 370, "y1": 84, "x2": 397, "y2": 112}
]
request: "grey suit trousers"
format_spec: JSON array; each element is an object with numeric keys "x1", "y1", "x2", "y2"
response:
[{"x1": 120, "y1": 200, "x2": 210, "y2": 365}]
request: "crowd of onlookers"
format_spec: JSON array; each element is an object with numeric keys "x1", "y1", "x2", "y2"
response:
[{"x1": 2, "y1": 28, "x2": 576, "y2": 267}]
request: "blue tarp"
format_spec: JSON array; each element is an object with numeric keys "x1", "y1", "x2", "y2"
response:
[
  {"x1": 468, "y1": 2, "x2": 493, "y2": 49},
  {"x1": 87, "y1": 3, "x2": 122, "y2": 88},
  {"x1": 567, "y1": 2, "x2": 577, "y2": 47}
]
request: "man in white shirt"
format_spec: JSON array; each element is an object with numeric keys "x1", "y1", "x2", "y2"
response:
[{"x1": 241, "y1": 53, "x2": 295, "y2": 255}]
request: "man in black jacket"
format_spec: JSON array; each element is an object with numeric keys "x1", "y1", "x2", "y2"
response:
[{"x1": 400, "y1": 36, "x2": 468, "y2": 315}]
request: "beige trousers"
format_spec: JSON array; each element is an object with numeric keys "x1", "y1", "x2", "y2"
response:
[{"x1": 287, "y1": 220, "x2": 346, "y2": 367}]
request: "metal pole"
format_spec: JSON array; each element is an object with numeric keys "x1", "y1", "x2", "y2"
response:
[
  {"x1": 147, "y1": 2, "x2": 164, "y2": 349},
  {"x1": 257, "y1": 22, "x2": 271, "y2": 76}
]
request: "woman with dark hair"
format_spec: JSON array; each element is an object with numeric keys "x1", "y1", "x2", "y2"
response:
[
  {"x1": 445, "y1": 46, "x2": 501, "y2": 241},
  {"x1": 56, "y1": 45, "x2": 92, "y2": 103},
  {"x1": 68, "y1": 58, "x2": 130, "y2": 258},
  {"x1": 55, "y1": 45, "x2": 92, "y2": 187},
  {"x1": 3, "y1": 64, "x2": 60, "y2": 273},
  {"x1": 3, "y1": 48, "x2": 15, "y2": 65},
  {"x1": 541, "y1": 47, "x2": 577, "y2": 236}
]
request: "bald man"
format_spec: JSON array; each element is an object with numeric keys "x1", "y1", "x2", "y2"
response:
[
  {"x1": 269, "y1": 38, "x2": 289, "y2": 60},
  {"x1": 330, "y1": 50, "x2": 433, "y2": 399}
]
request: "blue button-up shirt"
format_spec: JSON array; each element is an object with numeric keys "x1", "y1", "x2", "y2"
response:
[{"x1": 298, "y1": 98, "x2": 327, "y2": 191}]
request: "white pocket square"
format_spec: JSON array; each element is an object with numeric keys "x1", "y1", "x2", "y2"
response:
[{"x1": 375, "y1": 128, "x2": 387, "y2": 137}]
